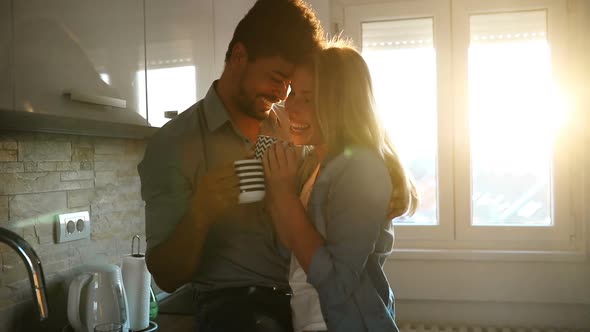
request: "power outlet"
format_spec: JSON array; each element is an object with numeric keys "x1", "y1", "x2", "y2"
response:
[{"x1": 56, "y1": 211, "x2": 91, "y2": 243}]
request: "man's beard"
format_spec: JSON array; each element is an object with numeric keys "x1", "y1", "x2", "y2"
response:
[{"x1": 236, "y1": 80, "x2": 271, "y2": 121}]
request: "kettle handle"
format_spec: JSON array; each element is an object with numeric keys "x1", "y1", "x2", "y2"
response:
[{"x1": 67, "y1": 273, "x2": 92, "y2": 332}]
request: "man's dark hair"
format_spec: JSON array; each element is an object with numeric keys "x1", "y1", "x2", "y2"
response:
[{"x1": 225, "y1": 0, "x2": 325, "y2": 65}]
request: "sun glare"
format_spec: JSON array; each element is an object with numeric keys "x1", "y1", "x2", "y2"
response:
[
  {"x1": 468, "y1": 10, "x2": 566, "y2": 225},
  {"x1": 469, "y1": 39, "x2": 568, "y2": 174}
]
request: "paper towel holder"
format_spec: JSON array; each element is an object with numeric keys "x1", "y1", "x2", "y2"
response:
[{"x1": 131, "y1": 235, "x2": 144, "y2": 258}]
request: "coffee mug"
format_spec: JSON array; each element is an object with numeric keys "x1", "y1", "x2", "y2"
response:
[
  {"x1": 235, "y1": 135, "x2": 285, "y2": 204},
  {"x1": 234, "y1": 159, "x2": 265, "y2": 204}
]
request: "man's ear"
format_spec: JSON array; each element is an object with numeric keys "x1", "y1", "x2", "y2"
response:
[{"x1": 230, "y1": 42, "x2": 249, "y2": 65}]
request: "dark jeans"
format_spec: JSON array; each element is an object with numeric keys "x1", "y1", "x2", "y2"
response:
[{"x1": 194, "y1": 286, "x2": 293, "y2": 332}]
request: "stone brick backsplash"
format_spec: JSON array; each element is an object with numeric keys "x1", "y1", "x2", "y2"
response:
[{"x1": 0, "y1": 131, "x2": 148, "y2": 331}]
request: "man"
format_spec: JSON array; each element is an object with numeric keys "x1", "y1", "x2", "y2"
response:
[{"x1": 137, "y1": 0, "x2": 325, "y2": 331}]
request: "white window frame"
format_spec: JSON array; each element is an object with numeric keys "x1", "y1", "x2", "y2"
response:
[
  {"x1": 343, "y1": 0, "x2": 585, "y2": 254},
  {"x1": 345, "y1": 0, "x2": 456, "y2": 245}
]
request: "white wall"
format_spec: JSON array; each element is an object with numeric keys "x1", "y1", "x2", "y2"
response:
[{"x1": 307, "y1": 0, "x2": 332, "y2": 35}]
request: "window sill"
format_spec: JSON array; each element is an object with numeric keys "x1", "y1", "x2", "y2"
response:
[{"x1": 389, "y1": 247, "x2": 588, "y2": 262}]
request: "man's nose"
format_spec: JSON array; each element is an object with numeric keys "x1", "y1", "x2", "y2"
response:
[{"x1": 273, "y1": 81, "x2": 289, "y2": 101}]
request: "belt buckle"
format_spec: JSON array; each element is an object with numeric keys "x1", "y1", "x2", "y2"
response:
[
  {"x1": 273, "y1": 286, "x2": 293, "y2": 296},
  {"x1": 246, "y1": 286, "x2": 292, "y2": 297}
]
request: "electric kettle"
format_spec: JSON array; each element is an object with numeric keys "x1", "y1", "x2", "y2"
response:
[{"x1": 67, "y1": 264, "x2": 129, "y2": 332}]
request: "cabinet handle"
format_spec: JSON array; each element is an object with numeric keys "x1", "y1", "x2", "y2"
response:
[
  {"x1": 64, "y1": 89, "x2": 127, "y2": 109},
  {"x1": 164, "y1": 111, "x2": 178, "y2": 119}
]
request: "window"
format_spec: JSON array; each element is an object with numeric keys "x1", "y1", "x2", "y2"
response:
[
  {"x1": 137, "y1": 64, "x2": 197, "y2": 128},
  {"x1": 468, "y1": 11, "x2": 556, "y2": 227},
  {"x1": 362, "y1": 18, "x2": 438, "y2": 226},
  {"x1": 345, "y1": 0, "x2": 581, "y2": 252}
]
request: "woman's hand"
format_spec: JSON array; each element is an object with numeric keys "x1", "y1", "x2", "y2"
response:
[
  {"x1": 263, "y1": 142, "x2": 301, "y2": 247},
  {"x1": 264, "y1": 141, "x2": 298, "y2": 193}
]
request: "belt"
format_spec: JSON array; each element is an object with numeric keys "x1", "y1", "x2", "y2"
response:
[{"x1": 197, "y1": 285, "x2": 293, "y2": 301}]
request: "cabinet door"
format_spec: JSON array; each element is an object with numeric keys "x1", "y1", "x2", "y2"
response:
[
  {"x1": 13, "y1": 0, "x2": 147, "y2": 126},
  {"x1": 144, "y1": 0, "x2": 214, "y2": 127},
  {"x1": 0, "y1": 0, "x2": 10, "y2": 111}
]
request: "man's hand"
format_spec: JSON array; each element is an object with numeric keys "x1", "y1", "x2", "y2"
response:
[{"x1": 191, "y1": 162, "x2": 240, "y2": 225}]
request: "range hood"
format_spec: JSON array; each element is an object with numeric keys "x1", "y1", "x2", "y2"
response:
[
  {"x1": 0, "y1": 109, "x2": 157, "y2": 139},
  {"x1": 0, "y1": 88, "x2": 157, "y2": 139},
  {"x1": 0, "y1": 5, "x2": 157, "y2": 139}
]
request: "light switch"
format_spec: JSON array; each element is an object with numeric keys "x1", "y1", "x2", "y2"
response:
[{"x1": 55, "y1": 211, "x2": 91, "y2": 243}]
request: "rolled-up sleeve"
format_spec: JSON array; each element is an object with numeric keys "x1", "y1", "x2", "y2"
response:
[
  {"x1": 307, "y1": 152, "x2": 392, "y2": 308},
  {"x1": 138, "y1": 134, "x2": 193, "y2": 254}
]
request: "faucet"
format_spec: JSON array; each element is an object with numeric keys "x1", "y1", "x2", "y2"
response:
[{"x1": 0, "y1": 227, "x2": 49, "y2": 321}]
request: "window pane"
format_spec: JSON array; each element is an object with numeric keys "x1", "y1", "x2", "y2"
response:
[
  {"x1": 362, "y1": 18, "x2": 438, "y2": 225},
  {"x1": 469, "y1": 11, "x2": 561, "y2": 226},
  {"x1": 137, "y1": 65, "x2": 197, "y2": 128}
]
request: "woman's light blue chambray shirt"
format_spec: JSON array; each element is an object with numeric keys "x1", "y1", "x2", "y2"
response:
[{"x1": 306, "y1": 147, "x2": 400, "y2": 332}]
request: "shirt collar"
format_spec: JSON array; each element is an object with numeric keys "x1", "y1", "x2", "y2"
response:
[{"x1": 203, "y1": 82, "x2": 230, "y2": 132}]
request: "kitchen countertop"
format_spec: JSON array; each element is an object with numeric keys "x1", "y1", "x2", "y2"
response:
[
  {"x1": 62, "y1": 316, "x2": 195, "y2": 332},
  {"x1": 154, "y1": 285, "x2": 196, "y2": 331},
  {"x1": 154, "y1": 313, "x2": 196, "y2": 332},
  {"x1": 60, "y1": 286, "x2": 196, "y2": 332}
]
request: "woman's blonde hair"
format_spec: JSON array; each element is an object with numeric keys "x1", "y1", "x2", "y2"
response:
[{"x1": 309, "y1": 38, "x2": 418, "y2": 218}]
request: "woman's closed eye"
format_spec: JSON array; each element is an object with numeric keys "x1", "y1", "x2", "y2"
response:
[{"x1": 287, "y1": 90, "x2": 311, "y2": 103}]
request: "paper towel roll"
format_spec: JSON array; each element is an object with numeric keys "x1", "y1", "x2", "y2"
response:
[{"x1": 121, "y1": 254, "x2": 151, "y2": 331}]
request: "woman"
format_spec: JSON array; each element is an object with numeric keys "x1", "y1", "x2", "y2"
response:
[{"x1": 263, "y1": 40, "x2": 418, "y2": 332}]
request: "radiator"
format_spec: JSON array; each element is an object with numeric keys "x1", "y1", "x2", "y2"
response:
[{"x1": 399, "y1": 322, "x2": 588, "y2": 332}]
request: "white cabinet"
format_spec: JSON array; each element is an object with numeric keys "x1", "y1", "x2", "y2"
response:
[
  {"x1": 212, "y1": 0, "x2": 256, "y2": 78},
  {"x1": 144, "y1": 0, "x2": 214, "y2": 127},
  {"x1": 0, "y1": 0, "x2": 10, "y2": 111},
  {"x1": 13, "y1": 0, "x2": 147, "y2": 126}
]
